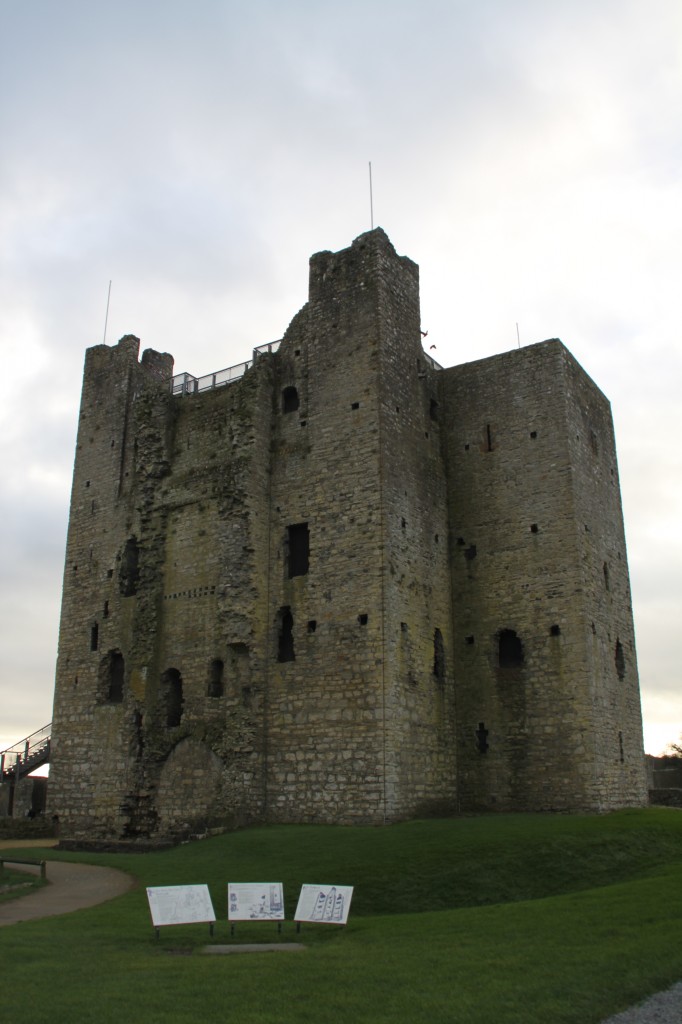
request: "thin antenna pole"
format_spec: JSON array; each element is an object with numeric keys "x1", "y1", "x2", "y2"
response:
[
  {"x1": 516, "y1": 322, "x2": 520, "y2": 349},
  {"x1": 103, "y1": 280, "x2": 112, "y2": 345},
  {"x1": 369, "y1": 162, "x2": 374, "y2": 230}
]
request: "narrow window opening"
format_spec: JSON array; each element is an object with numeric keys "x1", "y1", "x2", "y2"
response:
[
  {"x1": 400, "y1": 622, "x2": 408, "y2": 634},
  {"x1": 90, "y1": 623, "x2": 99, "y2": 651},
  {"x1": 465, "y1": 635, "x2": 475, "y2": 645},
  {"x1": 530, "y1": 431, "x2": 537, "y2": 439},
  {"x1": 282, "y1": 386, "x2": 299, "y2": 413},
  {"x1": 207, "y1": 659, "x2": 224, "y2": 698},
  {"x1": 498, "y1": 629, "x2": 524, "y2": 668},
  {"x1": 486, "y1": 424, "x2": 493, "y2": 452},
  {"x1": 351, "y1": 402, "x2": 360, "y2": 410},
  {"x1": 615, "y1": 639, "x2": 625, "y2": 680},
  {"x1": 277, "y1": 607, "x2": 295, "y2": 662},
  {"x1": 119, "y1": 537, "x2": 140, "y2": 597},
  {"x1": 358, "y1": 613, "x2": 368, "y2": 626},
  {"x1": 103, "y1": 600, "x2": 109, "y2": 619},
  {"x1": 465, "y1": 544, "x2": 477, "y2": 561},
  {"x1": 401, "y1": 518, "x2": 406, "y2": 529},
  {"x1": 476, "y1": 721, "x2": 489, "y2": 753},
  {"x1": 287, "y1": 523, "x2": 309, "y2": 577},
  {"x1": 433, "y1": 628, "x2": 445, "y2": 681},
  {"x1": 530, "y1": 523, "x2": 539, "y2": 534},
  {"x1": 550, "y1": 624, "x2": 561, "y2": 636},
  {"x1": 603, "y1": 562, "x2": 610, "y2": 590},
  {"x1": 464, "y1": 443, "x2": 470, "y2": 451},
  {"x1": 307, "y1": 620, "x2": 317, "y2": 633},
  {"x1": 162, "y1": 668, "x2": 184, "y2": 727},
  {"x1": 430, "y1": 398, "x2": 439, "y2": 421},
  {"x1": 618, "y1": 730, "x2": 624, "y2": 763},
  {"x1": 107, "y1": 651, "x2": 125, "y2": 703}
]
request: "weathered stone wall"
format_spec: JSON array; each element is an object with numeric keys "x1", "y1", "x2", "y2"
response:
[
  {"x1": 441, "y1": 340, "x2": 645, "y2": 811},
  {"x1": 48, "y1": 230, "x2": 646, "y2": 840}
]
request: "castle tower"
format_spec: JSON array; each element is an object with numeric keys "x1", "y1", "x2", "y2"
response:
[
  {"x1": 263, "y1": 229, "x2": 456, "y2": 822},
  {"x1": 48, "y1": 230, "x2": 645, "y2": 842},
  {"x1": 441, "y1": 341, "x2": 646, "y2": 811}
]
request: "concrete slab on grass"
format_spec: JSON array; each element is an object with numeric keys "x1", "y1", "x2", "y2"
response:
[{"x1": 203, "y1": 943, "x2": 306, "y2": 955}]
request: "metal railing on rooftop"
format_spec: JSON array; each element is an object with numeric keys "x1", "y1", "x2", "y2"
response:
[{"x1": 171, "y1": 340, "x2": 281, "y2": 397}]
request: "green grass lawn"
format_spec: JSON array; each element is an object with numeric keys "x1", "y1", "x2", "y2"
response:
[{"x1": 1, "y1": 808, "x2": 682, "y2": 1023}]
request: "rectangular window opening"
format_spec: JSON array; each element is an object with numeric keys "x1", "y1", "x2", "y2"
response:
[{"x1": 287, "y1": 523, "x2": 309, "y2": 577}]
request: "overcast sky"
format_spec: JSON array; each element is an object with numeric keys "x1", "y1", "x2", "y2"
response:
[{"x1": 1, "y1": 0, "x2": 680, "y2": 759}]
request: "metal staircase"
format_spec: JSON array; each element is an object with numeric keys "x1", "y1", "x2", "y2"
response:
[{"x1": 1, "y1": 724, "x2": 51, "y2": 782}]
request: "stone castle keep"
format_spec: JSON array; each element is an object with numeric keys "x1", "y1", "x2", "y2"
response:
[{"x1": 49, "y1": 228, "x2": 647, "y2": 840}]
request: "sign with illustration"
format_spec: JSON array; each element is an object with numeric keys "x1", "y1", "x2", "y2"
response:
[
  {"x1": 227, "y1": 882, "x2": 285, "y2": 921},
  {"x1": 294, "y1": 884, "x2": 353, "y2": 925},
  {"x1": 146, "y1": 885, "x2": 216, "y2": 928}
]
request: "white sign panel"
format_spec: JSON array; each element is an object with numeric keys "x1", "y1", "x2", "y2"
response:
[
  {"x1": 228, "y1": 882, "x2": 285, "y2": 920},
  {"x1": 146, "y1": 885, "x2": 216, "y2": 928},
  {"x1": 294, "y1": 884, "x2": 353, "y2": 925}
]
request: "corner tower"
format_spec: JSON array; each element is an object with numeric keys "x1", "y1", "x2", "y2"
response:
[{"x1": 264, "y1": 229, "x2": 456, "y2": 822}]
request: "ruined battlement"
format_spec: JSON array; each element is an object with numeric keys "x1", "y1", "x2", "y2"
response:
[{"x1": 48, "y1": 229, "x2": 646, "y2": 841}]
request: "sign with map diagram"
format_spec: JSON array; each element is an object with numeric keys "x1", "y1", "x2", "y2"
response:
[
  {"x1": 294, "y1": 884, "x2": 353, "y2": 925},
  {"x1": 146, "y1": 885, "x2": 216, "y2": 928},
  {"x1": 227, "y1": 882, "x2": 285, "y2": 921}
]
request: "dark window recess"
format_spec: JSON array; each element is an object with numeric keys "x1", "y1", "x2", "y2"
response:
[
  {"x1": 530, "y1": 431, "x2": 537, "y2": 439},
  {"x1": 282, "y1": 386, "x2": 299, "y2": 413},
  {"x1": 351, "y1": 402, "x2": 360, "y2": 410},
  {"x1": 465, "y1": 544, "x2": 477, "y2": 561},
  {"x1": 615, "y1": 639, "x2": 625, "y2": 680},
  {"x1": 530, "y1": 523, "x2": 539, "y2": 534},
  {"x1": 307, "y1": 620, "x2": 317, "y2": 634},
  {"x1": 550, "y1": 624, "x2": 561, "y2": 636},
  {"x1": 603, "y1": 562, "x2": 610, "y2": 590},
  {"x1": 358, "y1": 613, "x2": 368, "y2": 626},
  {"x1": 287, "y1": 523, "x2": 309, "y2": 577},
  {"x1": 486, "y1": 424, "x2": 493, "y2": 452},
  {"x1": 103, "y1": 650, "x2": 125, "y2": 703},
  {"x1": 433, "y1": 628, "x2": 445, "y2": 680},
  {"x1": 476, "y1": 721, "x2": 489, "y2": 753},
  {"x1": 162, "y1": 668, "x2": 184, "y2": 726},
  {"x1": 207, "y1": 659, "x2": 224, "y2": 698},
  {"x1": 277, "y1": 607, "x2": 295, "y2": 662},
  {"x1": 119, "y1": 537, "x2": 140, "y2": 597},
  {"x1": 401, "y1": 622, "x2": 408, "y2": 634},
  {"x1": 498, "y1": 629, "x2": 524, "y2": 668},
  {"x1": 242, "y1": 686, "x2": 253, "y2": 709},
  {"x1": 430, "y1": 399, "x2": 439, "y2": 421},
  {"x1": 465, "y1": 635, "x2": 475, "y2": 645},
  {"x1": 90, "y1": 623, "x2": 99, "y2": 651},
  {"x1": 103, "y1": 600, "x2": 109, "y2": 619},
  {"x1": 619, "y1": 731, "x2": 625, "y2": 763}
]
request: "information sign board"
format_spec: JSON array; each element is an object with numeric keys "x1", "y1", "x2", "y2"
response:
[
  {"x1": 294, "y1": 884, "x2": 353, "y2": 925},
  {"x1": 146, "y1": 884, "x2": 216, "y2": 928},
  {"x1": 227, "y1": 882, "x2": 285, "y2": 920}
]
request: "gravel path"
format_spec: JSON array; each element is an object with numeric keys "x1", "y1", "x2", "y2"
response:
[
  {"x1": 0, "y1": 857, "x2": 133, "y2": 926},
  {"x1": 600, "y1": 983, "x2": 682, "y2": 1024}
]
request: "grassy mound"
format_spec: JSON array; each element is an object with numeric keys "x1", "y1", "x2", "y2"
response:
[{"x1": 1, "y1": 808, "x2": 682, "y2": 1023}]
